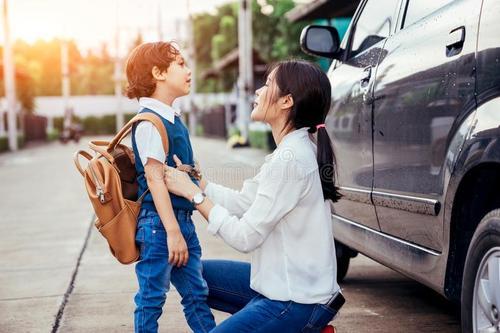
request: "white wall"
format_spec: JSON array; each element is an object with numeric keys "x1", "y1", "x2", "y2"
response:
[{"x1": 26, "y1": 93, "x2": 237, "y2": 118}]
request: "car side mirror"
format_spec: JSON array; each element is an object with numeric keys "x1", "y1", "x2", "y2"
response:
[{"x1": 300, "y1": 25, "x2": 341, "y2": 59}]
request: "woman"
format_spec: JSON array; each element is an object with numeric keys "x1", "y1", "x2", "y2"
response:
[{"x1": 165, "y1": 60, "x2": 343, "y2": 332}]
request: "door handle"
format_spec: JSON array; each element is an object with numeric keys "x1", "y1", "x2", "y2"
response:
[
  {"x1": 360, "y1": 66, "x2": 373, "y2": 105},
  {"x1": 446, "y1": 26, "x2": 465, "y2": 57},
  {"x1": 360, "y1": 66, "x2": 372, "y2": 88}
]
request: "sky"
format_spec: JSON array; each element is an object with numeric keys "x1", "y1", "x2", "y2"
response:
[{"x1": 4, "y1": 0, "x2": 234, "y2": 54}]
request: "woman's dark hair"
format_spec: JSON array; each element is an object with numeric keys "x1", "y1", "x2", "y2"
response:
[
  {"x1": 270, "y1": 59, "x2": 341, "y2": 202},
  {"x1": 125, "y1": 41, "x2": 180, "y2": 99}
]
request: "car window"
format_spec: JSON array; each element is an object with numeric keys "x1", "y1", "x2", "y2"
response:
[
  {"x1": 349, "y1": 0, "x2": 400, "y2": 58},
  {"x1": 402, "y1": 0, "x2": 454, "y2": 29}
]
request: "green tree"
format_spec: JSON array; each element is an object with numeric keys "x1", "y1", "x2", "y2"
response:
[
  {"x1": 193, "y1": 0, "x2": 310, "y2": 92},
  {"x1": 253, "y1": 0, "x2": 309, "y2": 62},
  {"x1": 193, "y1": 2, "x2": 238, "y2": 93},
  {"x1": 0, "y1": 44, "x2": 37, "y2": 113},
  {"x1": 9, "y1": 38, "x2": 118, "y2": 97},
  {"x1": 0, "y1": 65, "x2": 36, "y2": 113},
  {"x1": 74, "y1": 43, "x2": 114, "y2": 95},
  {"x1": 211, "y1": 15, "x2": 237, "y2": 62}
]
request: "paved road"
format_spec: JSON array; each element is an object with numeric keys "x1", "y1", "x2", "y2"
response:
[{"x1": 0, "y1": 137, "x2": 460, "y2": 332}]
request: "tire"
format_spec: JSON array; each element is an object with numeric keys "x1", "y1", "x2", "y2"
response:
[
  {"x1": 461, "y1": 209, "x2": 500, "y2": 333},
  {"x1": 337, "y1": 253, "x2": 350, "y2": 282},
  {"x1": 335, "y1": 241, "x2": 356, "y2": 282}
]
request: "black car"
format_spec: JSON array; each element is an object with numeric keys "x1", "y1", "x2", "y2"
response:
[{"x1": 300, "y1": 0, "x2": 500, "y2": 332}]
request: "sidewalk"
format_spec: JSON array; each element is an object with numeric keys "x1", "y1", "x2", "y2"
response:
[
  {"x1": 0, "y1": 138, "x2": 95, "y2": 333},
  {"x1": 0, "y1": 136, "x2": 265, "y2": 332}
]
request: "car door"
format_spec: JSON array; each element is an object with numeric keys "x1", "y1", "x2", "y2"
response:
[
  {"x1": 372, "y1": 0, "x2": 480, "y2": 251},
  {"x1": 327, "y1": 0, "x2": 401, "y2": 230}
]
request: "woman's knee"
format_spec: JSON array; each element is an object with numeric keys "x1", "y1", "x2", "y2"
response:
[
  {"x1": 202, "y1": 260, "x2": 256, "y2": 314},
  {"x1": 202, "y1": 259, "x2": 251, "y2": 287}
]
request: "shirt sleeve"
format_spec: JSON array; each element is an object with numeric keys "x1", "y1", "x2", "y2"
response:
[
  {"x1": 134, "y1": 121, "x2": 166, "y2": 165},
  {"x1": 205, "y1": 176, "x2": 259, "y2": 217},
  {"x1": 206, "y1": 160, "x2": 307, "y2": 253}
]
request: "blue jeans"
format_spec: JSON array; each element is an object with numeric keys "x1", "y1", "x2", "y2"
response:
[
  {"x1": 134, "y1": 209, "x2": 216, "y2": 333},
  {"x1": 202, "y1": 260, "x2": 338, "y2": 333}
]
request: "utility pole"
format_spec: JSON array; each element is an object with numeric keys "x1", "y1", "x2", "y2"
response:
[
  {"x1": 61, "y1": 41, "x2": 70, "y2": 111},
  {"x1": 0, "y1": 101, "x2": 5, "y2": 137},
  {"x1": 2, "y1": 0, "x2": 17, "y2": 151},
  {"x1": 61, "y1": 39, "x2": 72, "y2": 132},
  {"x1": 237, "y1": 0, "x2": 253, "y2": 141},
  {"x1": 186, "y1": 0, "x2": 197, "y2": 135},
  {"x1": 114, "y1": 0, "x2": 124, "y2": 131}
]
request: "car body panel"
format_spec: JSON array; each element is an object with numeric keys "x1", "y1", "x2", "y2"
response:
[
  {"x1": 371, "y1": 0, "x2": 480, "y2": 252},
  {"x1": 327, "y1": 0, "x2": 403, "y2": 231}
]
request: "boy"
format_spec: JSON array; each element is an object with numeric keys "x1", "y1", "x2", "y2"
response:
[{"x1": 125, "y1": 41, "x2": 216, "y2": 333}]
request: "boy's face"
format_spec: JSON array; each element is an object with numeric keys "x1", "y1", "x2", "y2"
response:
[{"x1": 155, "y1": 54, "x2": 192, "y2": 98}]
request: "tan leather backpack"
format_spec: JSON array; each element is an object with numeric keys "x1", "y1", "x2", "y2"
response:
[{"x1": 74, "y1": 113, "x2": 168, "y2": 264}]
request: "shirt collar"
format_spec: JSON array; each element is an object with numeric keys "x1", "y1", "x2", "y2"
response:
[
  {"x1": 265, "y1": 127, "x2": 309, "y2": 162},
  {"x1": 138, "y1": 97, "x2": 180, "y2": 124},
  {"x1": 279, "y1": 127, "x2": 309, "y2": 146}
]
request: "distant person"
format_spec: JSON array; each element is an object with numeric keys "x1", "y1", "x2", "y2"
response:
[
  {"x1": 165, "y1": 60, "x2": 344, "y2": 333},
  {"x1": 125, "y1": 41, "x2": 215, "y2": 333},
  {"x1": 60, "y1": 107, "x2": 81, "y2": 143}
]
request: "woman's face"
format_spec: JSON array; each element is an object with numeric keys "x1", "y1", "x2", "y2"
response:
[{"x1": 251, "y1": 69, "x2": 280, "y2": 123}]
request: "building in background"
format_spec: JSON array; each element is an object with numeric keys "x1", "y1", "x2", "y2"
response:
[{"x1": 201, "y1": 48, "x2": 267, "y2": 139}]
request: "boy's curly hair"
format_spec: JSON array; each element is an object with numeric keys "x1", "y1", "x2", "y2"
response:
[{"x1": 125, "y1": 41, "x2": 180, "y2": 99}]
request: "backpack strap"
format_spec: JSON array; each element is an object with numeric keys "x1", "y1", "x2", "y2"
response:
[
  {"x1": 89, "y1": 113, "x2": 169, "y2": 163},
  {"x1": 73, "y1": 150, "x2": 93, "y2": 176},
  {"x1": 111, "y1": 113, "x2": 169, "y2": 155}
]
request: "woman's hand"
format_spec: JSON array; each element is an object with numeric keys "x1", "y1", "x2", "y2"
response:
[
  {"x1": 164, "y1": 155, "x2": 201, "y2": 200},
  {"x1": 166, "y1": 156, "x2": 215, "y2": 223},
  {"x1": 167, "y1": 229, "x2": 189, "y2": 267}
]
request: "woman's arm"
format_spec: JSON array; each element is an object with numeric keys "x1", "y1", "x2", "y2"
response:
[
  {"x1": 204, "y1": 179, "x2": 259, "y2": 217},
  {"x1": 166, "y1": 160, "x2": 307, "y2": 253},
  {"x1": 171, "y1": 155, "x2": 259, "y2": 217}
]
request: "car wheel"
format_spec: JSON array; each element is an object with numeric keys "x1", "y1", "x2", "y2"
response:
[
  {"x1": 336, "y1": 241, "x2": 356, "y2": 282},
  {"x1": 461, "y1": 209, "x2": 500, "y2": 333}
]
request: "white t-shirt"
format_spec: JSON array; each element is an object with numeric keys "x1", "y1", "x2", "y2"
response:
[{"x1": 134, "y1": 97, "x2": 181, "y2": 165}]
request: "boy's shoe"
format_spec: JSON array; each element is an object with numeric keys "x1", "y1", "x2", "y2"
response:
[{"x1": 321, "y1": 325, "x2": 336, "y2": 333}]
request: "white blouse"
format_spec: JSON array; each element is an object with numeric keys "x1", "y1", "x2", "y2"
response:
[{"x1": 206, "y1": 127, "x2": 340, "y2": 304}]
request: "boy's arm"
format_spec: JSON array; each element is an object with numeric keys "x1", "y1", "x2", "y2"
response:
[{"x1": 144, "y1": 158, "x2": 188, "y2": 267}]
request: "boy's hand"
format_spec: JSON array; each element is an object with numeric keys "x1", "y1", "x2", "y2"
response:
[
  {"x1": 165, "y1": 155, "x2": 202, "y2": 199},
  {"x1": 172, "y1": 155, "x2": 202, "y2": 181},
  {"x1": 167, "y1": 229, "x2": 189, "y2": 267}
]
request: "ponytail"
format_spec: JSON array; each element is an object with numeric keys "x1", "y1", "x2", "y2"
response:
[
  {"x1": 271, "y1": 59, "x2": 341, "y2": 202},
  {"x1": 310, "y1": 125, "x2": 341, "y2": 202}
]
